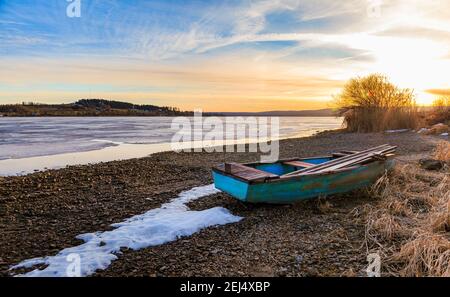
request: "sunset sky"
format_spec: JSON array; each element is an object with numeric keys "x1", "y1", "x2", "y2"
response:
[{"x1": 1, "y1": 0, "x2": 450, "y2": 112}]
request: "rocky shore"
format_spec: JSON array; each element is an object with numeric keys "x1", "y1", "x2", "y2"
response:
[{"x1": 0, "y1": 131, "x2": 443, "y2": 276}]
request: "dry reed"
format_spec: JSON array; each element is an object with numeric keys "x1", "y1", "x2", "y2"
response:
[
  {"x1": 394, "y1": 232, "x2": 450, "y2": 277},
  {"x1": 434, "y1": 141, "x2": 450, "y2": 164},
  {"x1": 363, "y1": 158, "x2": 450, "y2": 276},
  {"x1": 334, "y1": 74, "x2": 418, "y2": 132}
]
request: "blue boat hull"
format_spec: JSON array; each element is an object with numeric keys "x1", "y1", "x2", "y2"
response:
[{"x1": 213, "y1": 158, "x2": 394, "y2": 204}]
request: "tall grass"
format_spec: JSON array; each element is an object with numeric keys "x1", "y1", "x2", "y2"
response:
[
  {"x1": 427, "y1": 96, "x2": 450, "y2": 125},
  {"x1": 342, "y1": 107, "x2": 418, "y2": 132},
  {"x1": 360, "y1": 162, "x2": 450, "y2": 276},
  {"x1": 434, "y1": 141, "x2": 450, "y2": 164},
  {"x1": 334, "y1": 74, "x2": 419, "y2": 132}
]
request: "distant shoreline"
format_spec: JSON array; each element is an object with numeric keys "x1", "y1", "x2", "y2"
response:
[
  {"x1": 0, "y1": 99, "x2": 335, "y2": 117},
  {"x1": 0, "y1": 114, "x2": 336, "y2": 117},
  {"x1": 0, "y1": 99, "x2": 191, "y2": 117},
  {"x1": 0, "y1": 111, "x2": 337, "y2": 117}
]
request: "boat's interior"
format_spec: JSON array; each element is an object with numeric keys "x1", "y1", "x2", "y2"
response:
[
  {"x1": 214, "y1": 147, "x2": 395, "y2": 183},
  {"x1": 215, "y1": 156, "x2": 334, "y2": 182},
  {"x1": 253, "y1": 157, "x2": 332, "y2": 175},
  {"x1": 214, "y1": 150, "x2": 367, "y2": 182}
]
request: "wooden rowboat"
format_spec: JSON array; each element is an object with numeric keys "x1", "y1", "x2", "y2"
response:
[{"x1": 212, "y1": 145, "x2": 396, "y2": 204}]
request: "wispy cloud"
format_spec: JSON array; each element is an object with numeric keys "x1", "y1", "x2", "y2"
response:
[{"x1": 0, "y1": 0, "x2": 449, "y2": 109}]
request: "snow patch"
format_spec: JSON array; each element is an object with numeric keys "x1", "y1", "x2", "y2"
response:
[
  {"x1": 417, "y1": 128, "x2": 430, "y2": 134},
  {"x1": 10, "y1": 184, "x2": 241, "y2": 277},
  {"x1": 385, "y1": 129, "x2": 410, "y2": 134}
]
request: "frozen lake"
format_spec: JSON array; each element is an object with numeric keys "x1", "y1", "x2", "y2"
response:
[{"x1": 0, "y1": 116, "x2": 342, "y2": 175}]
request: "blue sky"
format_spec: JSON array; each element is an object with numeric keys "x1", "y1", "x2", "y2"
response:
[{"x1": 1, "y1": 0, "x2": 449, "y2": 111}]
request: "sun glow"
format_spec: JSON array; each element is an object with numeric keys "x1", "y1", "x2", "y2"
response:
[{"x1": 372, "y1": 37, "x2": 450, "y2": 105}]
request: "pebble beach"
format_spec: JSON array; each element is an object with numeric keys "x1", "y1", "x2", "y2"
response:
[{"x1": 0, "y1": 131, "x2": 442, "y2": 276}]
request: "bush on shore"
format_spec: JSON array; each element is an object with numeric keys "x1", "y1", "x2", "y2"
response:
[
  {"x1": 334, "y1": 74, "x2": 418, "y2": 132},
  {"x1": 426, "y1": 96, "x2": 450, "y2": 126}
]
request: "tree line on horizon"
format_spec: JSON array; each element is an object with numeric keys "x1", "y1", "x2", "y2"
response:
[{"x1": 0, "y1": 99, "x2": 193, "y2": 117}]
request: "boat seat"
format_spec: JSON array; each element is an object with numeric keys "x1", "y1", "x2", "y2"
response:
[
  {"x1": 283, "y1": 160, "x2": 315, "y2": 168},
  {"x1": 216, "y1": 163, "x2": 278, "y2": 182}
]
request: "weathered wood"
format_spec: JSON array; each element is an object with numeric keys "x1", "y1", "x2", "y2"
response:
[
  {"x1": 283, "y1": 160, "x2": 315, "y2": 168},
  {"x1": 283, "y1": 145, "x2": 389, "y2": 176},
  {"x1": 332, "y1": 152, "x2": 349, "y2": 158},
  {"x1": 307, "y1": 146, "x2": 395, "y2": 171},
  {"x1": 282, "y1": 145, "x2": 396, "y2": 177},
  {"x1": 340, "y1": 150, "x2": 360, "y2": 154},
  {"x1": 311, "y1": 148, "x2": 395, "y2": 174},
  {"x1": 216, "y1": 163, "x2": 278, "y2": 182},
  {"x1": 225, "y1": 163, "x2": 232, "y2": 173},
  {"x1": 332, "y1": 150, "x2": 361, "y2": 157},
  {"x1": 314, "y1": 152, "x2": 387, "y2": 173}
]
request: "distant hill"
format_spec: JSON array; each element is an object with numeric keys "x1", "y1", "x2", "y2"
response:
[
  {"x1": 0, "y1": 99, "x2": 193, "y2": 117},
  {"x1": 206, "y1": 108, "x2": 335, "y2": 117},
  {"x1": 0, "y1": 100, "x2": 336, "y2": 117}
]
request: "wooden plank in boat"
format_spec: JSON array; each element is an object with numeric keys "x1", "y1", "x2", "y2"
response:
[
  {"x1": 216, "y1": 163, "x2": 278, "y2": 182},
  {"x1": 283, "y1": 144, "x2": 395, "y2": 177},
  {"x1": 340, "y1": 150, "x2": 360, "y2": 154},
  {"x1": 332, "y1": 152, "x2": 350, "y2": 158},
  {"x1": 283, "y1": 160, "x2": 315, "y2": 168},
  {"x1": 333, "y1": 150, "x2": 363, "y2": 158}
]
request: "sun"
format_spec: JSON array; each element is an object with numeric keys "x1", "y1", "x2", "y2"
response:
[{"x1": 369, "y1": 36, "x2": 449, "y2": 106}]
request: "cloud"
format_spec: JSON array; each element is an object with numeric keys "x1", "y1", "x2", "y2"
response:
[
  {"x1": 1, "y1": 0, "x2": 450, "y2": 109},
  {"x1": 426, "y1": 89, "x2": 450, "y2": 96}
]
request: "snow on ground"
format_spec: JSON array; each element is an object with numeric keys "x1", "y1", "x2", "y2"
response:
[{"x1": 10, "y1": 184, "x2": 241, "y2": 277}]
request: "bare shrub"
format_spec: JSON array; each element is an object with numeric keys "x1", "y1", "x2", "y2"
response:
[
  {"x1": 427, "y1": 96, "x2": 450, "y2": 125},
  {"x1": 334, "y1": 74, "x2": 418, "y2": 132}
]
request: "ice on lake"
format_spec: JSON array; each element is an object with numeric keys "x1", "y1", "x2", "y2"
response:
[{"x1": 0, "y1": 116, "x2": 342, "y2": 175}]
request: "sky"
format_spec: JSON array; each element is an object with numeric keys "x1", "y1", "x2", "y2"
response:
[{"x1": 1, "y1": 0, "x2": 450, "y2": 112}]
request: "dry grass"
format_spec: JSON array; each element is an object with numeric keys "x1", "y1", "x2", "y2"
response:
[
  {"x1": 427, "y1": 96, "x2": 450, "y2": 126},
  {"x1": 428, "y1": 179, "x2": 450, "y2": 233},
  {"x1": 434, "y1": 141, "x2": 450, "y2": 164},
  {"x1": 366, "y1": 212, "x2": 408, "y2": 241},
  {"x1": 317, "y1": 197, "x2": 334, "y2": 213},
  {"x1": 429, "y1": 201, "x2": 450, "y2": 233},
  {"x1": 394, "y1": 233, "x2": 450, "y2": 277},
  {"x1": 362, "y1": 158, "x2": 450, "y2": 276},
  {"x1": 341, "y1": 107, "x2": 419, "y2": 133}
]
